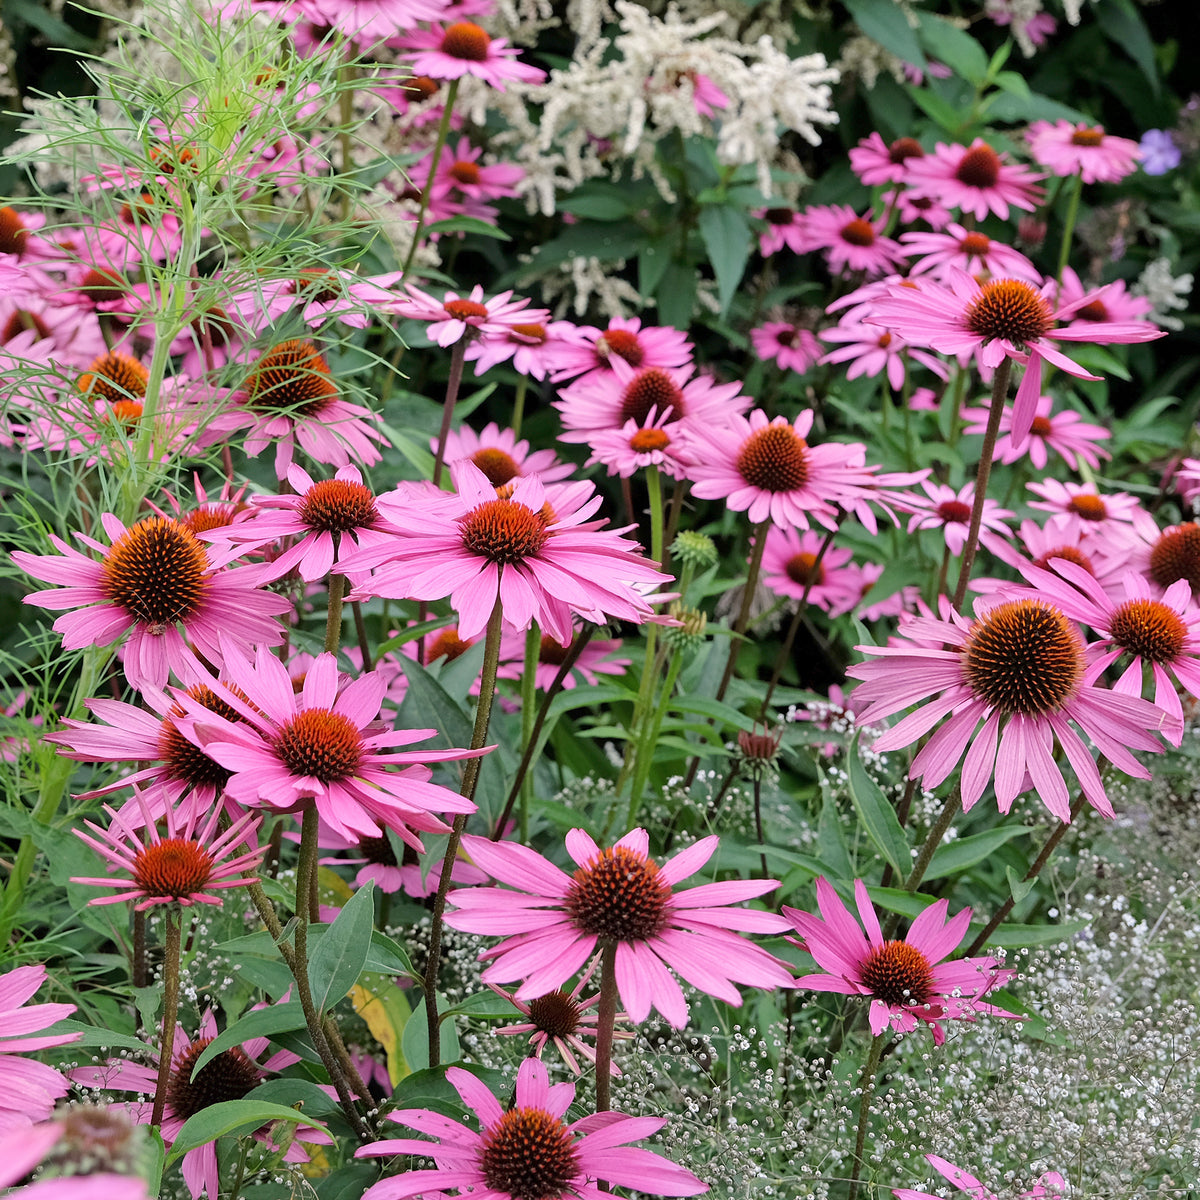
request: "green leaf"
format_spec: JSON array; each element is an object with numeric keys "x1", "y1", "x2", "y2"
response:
[
  {"x1": 817, "y1": 773, "x2": 855, "y2": 882},
  {"x1": 671, "y1": 695, "x2": 760, "y2": 733},
  {"x1": 925, "y1": 827, "x2": 1032, "y2": 880},
  {"x1": 639, "y1": 243, "x2": 671, "y2": 300},
  {"x1": 309, "y1": 882, "x2": 377, "y2": 1014},
  {"x1": 971, "y1": 919, "x2": 1087, "y2": 948},
  {"x1": 424, "y1": 216, "x2": 511, "y2": 241},
  {"x1": 248, "y1": 1077, "x2": 341, "y2": 1117},
  {"x1": 905, "y1": 86, "x2": 963, "y2": 135},
  {"x1": 846, "y1": 735, "x2": 912, "y2": 877},
  {"x1": 845, "y1": 0, "x2": 925, "y2": 68},
  {"x1": 43, "y1": 1019, "x2": 149, "y2": 1053},
  {"x1": 1006, "y1": 865, "x2": 1036, "y2": 904},
  {"x1": 401, "y1": 996, "x2": 460, "y2": 1074},
  {"x1": 655, "y1": 259, "x2": 697, "y2": 331},
  {"x1": 191, "y1": 1003, "x2": 306, "y2": 1079},
  {"x1": 863, "y1": 886, "x2": 941, "y2": 919},
  {"x1": 993, "y1": 71, "x2": 1031, "y2": 100},
  {"x1": 376, "y1": 616, "x2": 455, "y2": 656},
  {"x1": 1095, "y1": 0, "x2": 1160, "y2": 94},
  {"x1": 559, "y1": 183, "x2": 635, "y2": 221},
  {"x1": 915, "y1": 13, "x2": 987, "y2": 84},
  {"x1": 698, "y1": 204, "x2": 752, "y2": 317},
  {"x1": 166, "y1": 1100, "x2": 326, "y2": 1164}
]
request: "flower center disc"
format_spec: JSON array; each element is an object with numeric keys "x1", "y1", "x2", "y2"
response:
[
  {"x1": 840, "y1": 218, "x2": 876, "y2": 247},
  {"x1": 449, "y1": 161, "x2": 481, "y2": 185},
  {"x1": 298, "y1": 479, "x2": 378, "y2": 533},
  {"x1": 460, "y1": 498, "x2": 551, "y2": 564},
  {"x1": 960, "y1": 231, "x2": 991, "y2": 257},
  {"x1": 510, "y1": 322, "x2": 548, "y2": 344},
  {"x1": 78, "y1": 268, "x2": 127, "y2": 305},
  {"x1": 1031, "y1": 545, "x2": 1094, "y2": 575},
  {"x1": 428, "y1": 627, "x2": 472, "y2": 661},
  {"x1": 167, "y1": 1040, "x2": 262, "y2": 1121},
  {"x1": 1074, "y1": 298, "x2": 1109, "y2": 321},
  {"x1": 736, "y1": 424, "x2": 809, "y2": 492},
  {"x1": 564, "y1": 845, "x2": 671, "y2": 941},
  {"x1": 1150, "y1": 524, "x2": 1200, "y2": 592},
  {"x1": 629, "y1": 427, "x2": 671, "y2": 453},
  {"x1": 963, "y1": 279, "x2": 1052, "y2": 347},
  {"x1": 481, "y1": 1107, "x2": 580, "y2": 1200},
  {"x1": 1109, "y1": 599, "x2": 1187, "y2": 663},
  {"x1": 1067, "y1": 494, "x2": 1107, "y2": 521},
  {"x1": 359, "y1": 834, "x2": 398, "y2": 866},
  {"x1": 1070, "y1": 127, "x2": 1106, "y2": 147},
  {"x1": 527, "y1": 990, "x2": 583, "y2": 1039},
  {"x1": 963, "y1": 599, "x2": 1083, "y2": 715},
  {"x1": 764, "y1": 207, "x2": 795, "y2": 225},
  {"x1": 785, "y1": 552, "x2": 824, "y2": 586},
  {"x1": 1030, "y1": 415, "x2": 1053, "y2": 437},
  {"x1": 471, "y1": 447, "x2": 522, "y2": 487},
  {"x1": 620, "y1": 368, "x2": 685, "y2": 425},
  {"x1": 539, "y1": 635, "x2": 571, "y2": 665},
  {"x1": 440, "y1": 20, "x2": 491, "y2": 61},
  {"x1": 859, "y1": 940, "x2": 935, "y2": 1007},
  {"x1": 78, "y1": 352, "x2": 150, "y2": 404},
  {"x1": 131, "y1": 837, "x2": 216, "y2": 899},
  {"x1": 276, "y1": 709, "x2": 364, "y2": 782},
  {"x1": 102, "y1": 518, "x2": 209, "y2": 629},
  {"x1": 888, "y1": 137, "x2": 925, "y2": 164},
  {"x1": 0, "y1": 206, "x2": 29, "y2": 255},
  {"x1": 159, "y1": 686, "x2": 248, "y2": 789},
  {"x1": 245, "y1": 340, "x2": 336, "y2": 416},
  {"x1": 180, "y1": 501, "x2": 249, "y2": 537},
  {"x1": 935, "y1": 499, "x2": 972, "y2": 524},
  {"x1": 1, "y1": 309, "x2": 52, "y2": 344},
  {"x1": 954, "y1": 143, "x2": 1002, "y2": 189},
  {"x1": 444, "y1": 298, "x2": 490, "y2": 320},
  {"x1": 596, "y1": 327, "x2": 643, "y2": 366}
]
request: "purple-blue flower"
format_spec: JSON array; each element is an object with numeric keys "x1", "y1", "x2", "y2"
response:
[{"x1": 1140, "y1": 129, "x2": 1181, "y2": 175}]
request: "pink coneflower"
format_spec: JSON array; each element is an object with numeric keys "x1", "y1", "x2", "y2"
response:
[
  {"x1": 884, "y1": 187, "x2": 954, "y2": 230},
  {"x1": 1018, "y1": 560, "x2": 1200, "y2": 745},
  {"x1": 904, "y1": 481, "x2": 1013, "y2": 556},
  {"x1": 819, "y1": 320, "x2": 949, "y2": 391},
  {"x1": 395, "y1": 283, "x2": 535, "y2": 347},
  {"x1": 465, "y1": 315, "x2": 581, "y2": 379},
  {"x1": 750, "y1": 320, "x2": 823, "y2": 373},
  {"x1": 684, "y1": 409, "x2": 900, "y2": 533},
  {"x1": 295, "y1": 0, "x2": 443, "y2": 43},
  {"x1": 584, "y1": 408, "x2": 693, "y2": 480},
  {"x1": 12, "y1": 514, "x2": 291, "y2": 693},
  {"x1": 0, "y1": 963, "x2": 79, "y2": 1134},
  {"x1": 856, "y1": 563, "x2": 922, "y2": 621},
  {"x1": 784, "y1": 878, "x2": 1017, "y2": 1045},
  {"x1": 279, "y1": 266, "x2": 406, "y2": 330},
  {"x1": 800, "y1": 205, "x2": 907, "y2": 277},
  {"x1": 72, "y1": 788, "x2": 264, "y2": 909},
  {"x1": 551, "y1": 316, "x2": 692, "y2": 382},
  {"x1": 902, "y1": 223, "x2": 1040, "y2": 283},
  {"x1": 1176, "y1": 457, "x2": 1200, "y2": 505},
  {"x1": 72, "y1": 1008, "x2": 328, "y2": 1200},
  {"x1": 355, "y1": 1056, "x2": 705, "y2": 1199},
  {"x1": 976, "y1": 513, "x2": 1126, "y2": 598},
  {"x1": 199, "y1": 338, "x2": 387, "y2": 478},
  {"x1": 1026, "y1": 478, "x2": 1142, "y2": 535},
  {"x1": 345, "y1": 463, "x2": 669, "y2": 643},
  {"x1": 760, "y1": 526, "x2": 860, "y2": 615},
  {"x1": 1055, "y1": 265, "x2": 1153, "y2": 324},
  {"x1": 488, "y1": 957, "x2": 633, "y2": 1076},
  {"x1": 431, "y1": 137, "x2": 524, "y2": 204},
  {"x1": 314, "y1": 820, "x2": 487, "y2": 896},
  {"x1": 198, "y1": 464, "x2": 402, "y2": 584},
  {"x1": 394, "y1": 21, "x2": 546, "y2": 90},
  {"x1": 1027, "y1": 119, "x2": 1141, "y2": 183},
  {"x1": 445, "y1": 828, "x2": 791, "y2": 1027},
  {"x1": 556, "y1": 357, "x2": 748, "y2": 443},
  {"x1": 755, "y1": 206, "x2": 808, "y2": 256},
  {"x1": 962, "y1": 394, "x2": 1110, "y2": 471},
  {"x1": 846, "y1": 594, "x2": 1167, "y2": 819},
  {"x1": 867, "y1": 269, "x2": 1165, "y2": 447},
  {"x1": 440, "y1": 420, "x2": 573, "y2": 486},
  {"x1": 849, "y1": 133, "x2": 927, "y2": 185},
  {"x1": 496, "y1": 626, "x2": 630, "y2": 690},
  {"x1": 904, "y1": 138, "x2": 1045, "y2": 220},
  {"x1": 182, "y1": 645, "x2": 482, "y2": 844},
  {"x1": 896, "y1": 1154, "x2": 1066, "y2": 1200}
]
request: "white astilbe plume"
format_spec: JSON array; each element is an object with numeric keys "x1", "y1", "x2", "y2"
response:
[{"x1": 1134, "y1": 258, "x2": 1194, "y2": 332}]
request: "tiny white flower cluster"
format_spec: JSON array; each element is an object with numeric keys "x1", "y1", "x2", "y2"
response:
[{"x1": 1134, "y1": 257, "x2": 1194, "y2": 332}]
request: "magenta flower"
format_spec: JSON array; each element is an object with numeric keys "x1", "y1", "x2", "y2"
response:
[
  {"x1": 296, "y1": 0, "x2": 443, "y2": 45},
  {"x1": 356, "y1": 1056, "x2": 705, "y2": 1199},
  {"x1": 1026, "y1": 478, "x2": 1143, "y2": 535},
  {"x1": 446, "y1": 828, "x2": 791, "y2": 1026},
  {"x1": 904, "y1": 481, "x2": 1013, "y2": 556},
  {"x1": 0, "y1": 963, "x2": 79, "y2": 1134},
  {"x1": 72, "y1": 787, "x2": 264, "y2": 910},
  {"x1": 755, "y1": 206, "x2": 808, "y2": 256},
  {"x1": 799, "y1": 205, "x2": 907, "y2": 277},
  {"x1": 344, "y1": 462, "x2": 669, "y2": 644},
  {"x1": 750, "y1": 320, "x2": 823, "y2": 373},
  {"x1": 904, "y1": 138, "x2": 1045, "y2": 221},
  {"x1": 465, "y1": 315, "x2": 582, "y2": 380},
  {"x1": 439, "y1": 420, "x2": 573, "y2": 487},
  {"x1": 1026, "y1": 119, "x2": 1141, "y2": 183},
  {"x1": 550, "y1": 316, "x2": 692, "y2": 382},
  {"x1": 584, "y1": 408, "x2": 693, "y2": 480},
  {"x1": 848, "y1": 132, "x2": 927, "y2": 185},
  {"x1": 961, "y1": 394, "x2": 1111, "y2": 471},
  {"x1": 1056, "y1": 265, "x2": 1153, "y2": 324},
  {"x1": 896, "y1": 1154, "x2": 1066, "y2": 1200},
  {"x1": 902, "y1": 223, "x2": 1040, "y2": 283},
  {"x1": 496, "y1": 625, "x2": 630, "y2": 690},
  {"x1": 0, "y1": 1112, "x2": 150, "y2": 1199},
  {"x1": 394, "y1": 21, "x2": 546, "y2": 90},
  {"x1": 847, "y1": 595, "x2": 1167, "y2": 819},
  {"x1": 819, "y1": 320, "x2": 949, "y2": 391},
  {"x1": 867, "y1": 269, "x2": 1165, "y2": 448},
  {"x1": 784, "y1": 879, "x2": 1017, "y2": 1045},
  {"x1": 760, "y1": 525, "x2": 861, "y2": 615},
  {"x1": 12, "y1": 514, "x2": 291, "y2": 693},
  {"x1": 430, "y1": 137, "x2": 524, "y2": 204},
  {"x1": 395, "y1": 283, "x2": 536, "y2": 347},
  {"x1": 183, "y1": 645, "x2": 482, "y2": 844}
]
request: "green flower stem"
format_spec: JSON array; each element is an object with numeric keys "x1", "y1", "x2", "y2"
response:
[
  {"x1": 133, "y1": 910, "x2": 147, "y2": 990},
  {"x1": 846, "y1": 1033, "x2": 886, "y2": 1200},
  {"x1": 424, "y1": 594, "x2": 504, "y2": 1067},
  {"x1": 400, "y1": 78, "x2": 459, "y2": 279},
  {"x1": 1056, "y1": 172, "x2": 1084, "y2": 289},
  {"x1": 661, "y1": 479, "x2": 687, "y2": 578},
  {"x1": 431, "y1": 338, "x2": 468, "y2": 489},
  {"x1": 325, "y1": 573, "x2": 346, "y2": 655},
  {"x1": 646, "y1": 465, "x2": 664, "y2": 570},
  {"x1": 716, "y1": 519, "x2": 771, "y2": 703},
  {"x1": 625, "y1": 642, "x2": 683, "y2": 831},
  {"x1": 951, "y1": 355, "x2": 1013, "y2": 612},
  {"x1": 511, "y1": 375, "x2": 528, "y2": 441},
  {"x1": 613, "y1": 620, "x2": 658, "y2": 804},
  {"x1": 944, "y1": 364, "x2": 969, "y2": 450},
  {"x1": 594, "y1": 941, "x2": 619, "y2": 1112},
  {"x1": 518, "y1": 622, "x2": 540, "y2": 844},
  {"x1": 964, "y1": 792, "x2": 1086, "y2": 957},
  {"x1": 881, "y1": 786, "x2": 963, "y2": 942},
  {"x1": 151, "y1": 909, "x2": 183, "y2": 1128}
]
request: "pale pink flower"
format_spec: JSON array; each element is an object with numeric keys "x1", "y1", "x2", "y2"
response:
[
  {"x1": 800, "y1": 205, "x2": 907, "y2": 277},
  {"x1": 295, "y1": 0, "x2": 443, "y2": 43},
  {"x1": 0, "y1": 963, "x2": 79, "y2": 1134},
  {"x1": 584, "y1": 408, "x2": 693, "y2": 480},
  {"x1": 962, "y1": 394, "x2": 1111, "y2": 471},
  {"x1": 902, "y1": 223, "x2": 1040, "y2": 283},
  {"x1": 884, "y1": 187, "x2": 954, "y2": 230},
  {"x1": 904, "y1": 481, "x2": 1013, "y2": 556},
  {"x1": 755, "y1": 206, "x2": 808, "y2": 256},
  {"x1": 355, "y1": 1056, "x2": 706, "y2": 1199},
  {"x1": 820, "y1": 319, "x2": 950, "y2": 390},
  {"x1": 551, "y1": 316, "x2": 692, "y2": 382},
  {"x1": 760, "y1": 526, "x2": 861, "y2": 614},
  {"x1": 750, "y1": 321, "x2": 823, "y2": 372},
  {"x1": 847, "y1": 595, "x2": 1168, "y2": 819},
  {"x1": 394, "y1": 21, "x2": 546, "y2": 89},
  {"x1": 904, "y1": 139, "x2": 1045, "y2": 221},
  {"x1": 464, "y1": 315, "x2": 581, "y2": 379},
  {"x1": 896, "y1": 1154, "x2": 1066, "y2": 1200},
  {"x1": 1027, "y1": 119, "x2": 1141, "y2": 183},
  {"x1": 0, "y1": 1113, "x2": 150, "y2": 1199},
  {"x1": 12, "y1": 514, "x2": 291, "y2": 693},
  {"x1": 1055, "y1": 265, "x2": 1153, "y2": 324},
  {"x1": 1176, "y1": 457, "x2": 1200, "y2": 505},
  {"x1": 849, "y1": 133, "x2": 928, "y2": 185},
  {"x1": 441, "y1": 420, "x2": 573, "y2": 486},
  {"x1": 446, "y1": 828, "x2": 792, "y2": 1026},
  {"x1": 343, "y1": 463, "x2": 669, "y2": 644},
  {"x1": 975, "y1": 513, "x2": 1126, "y2": 597},
  {"x1": 784, "y1": 878, "x2": 1017, "y2": 1045},
  {"x1": 430, "y1": 137, "x2": 524, "y2": 203},
  {"x1": 1026, "y1": 478, "x2": 1142, "y2": 535}
]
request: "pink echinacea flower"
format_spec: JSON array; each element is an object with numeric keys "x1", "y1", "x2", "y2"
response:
[
  {"x1": 1026, "y1": 120, "x2": 1140, "y2": 183},
  {"x1": 896, "y1": 1154, "x2": 1066, "y2": 1200},
  {"x1": 904, "y1": 138, "x2": 1045, "y2": 221},
  {"x1": 394, "y1": 21, "x2": 546, "y2": 90}
]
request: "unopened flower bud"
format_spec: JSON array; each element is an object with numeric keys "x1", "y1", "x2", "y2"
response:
[
  {"x1": 671, "y1": 531, "x2": 718, "y2": 573},
  {"x1": 661, "y1": 601, "x2": 708, "y2": 655}
]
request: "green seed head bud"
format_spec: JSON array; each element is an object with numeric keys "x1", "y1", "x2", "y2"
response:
[
  {"x1": 661, "y1": 601, "x2": 708, "y2": 655},
  {"x1": 671, "y1": 531, "x2": 719, "y2": 573}
]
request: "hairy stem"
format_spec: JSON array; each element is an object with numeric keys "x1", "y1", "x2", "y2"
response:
[
  {"x1": 594, "y1": 941, "x2": 619, "y2": 1112},
  {"x1": 151, "y1": 909, "x2": 183, "y2": 1128},
  {"x1": 847, "y1": 1034, "x2": 886, "y2": 1200}
]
